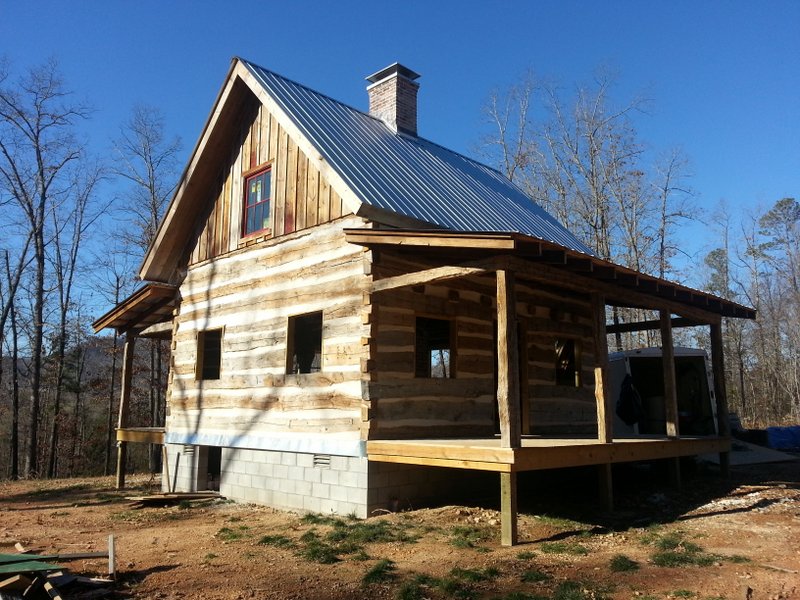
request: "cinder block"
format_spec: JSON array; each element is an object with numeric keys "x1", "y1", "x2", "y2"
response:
[
  {"x1": 330, "y1": 486, "x2": 349, "y2": 502},
  {"x1": 296, "y1": 453, "x2": 313, "y2": 468},
  {"x1": 258, "y1": 462, "x2": 274, "y2": 477},
  {"x1": 339, "y1": 471, "x2": 359, "y2": 488},
  {"x1": 295, "y1": 480, "x2": 312, "y2": 496},
  {"x1": 321, "y1": 470, "x2": 340, "y2": 486},
  {"x1": 312, "y1": 482, "x2": 330, "y2": 499},
  {"x1": 274, "y1": 464, "x2": 289, "y2": 479},
  {"x1": 303, "y1": 495, "x2": 321, "y2": 513},
  {"x1": 346, "y1": 487, "x2": 365, "y2": 504},
  {"x1": 280, "y1": 452, "x2": 297, "y2": 466},
  {"x1": 303, "y1": 467, "x2": 322, "y2": 483},
  {"x1": 329, "y1": 455, "x2": 349, "y2": 471},
  {"x1": 288, "y1": 466, "x2": 304, "y2": 481},
  {"x1": 245, "y1": 461, "x2": 260, "y2": 475},
  {"x1": 251, "y1": 475, "x2": 265, "y2": 489}
]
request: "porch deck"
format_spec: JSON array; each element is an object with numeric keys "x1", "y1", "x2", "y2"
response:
[{"x1": 367, "y1": 435, "x2": 730, "y2": 472}]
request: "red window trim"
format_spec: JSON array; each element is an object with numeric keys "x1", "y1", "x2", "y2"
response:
[{"x1": 242, "y1": 166, "x2": 272, "y2": 238}]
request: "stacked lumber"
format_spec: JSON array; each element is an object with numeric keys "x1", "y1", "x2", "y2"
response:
[{"x1": 0, "y1": 539, "x2": 115, "y2": 600}]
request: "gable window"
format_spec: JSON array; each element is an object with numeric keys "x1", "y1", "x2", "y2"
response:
[
  {"x1": 287, "y1": 311, "x2": 323, "y2": 374},
  {"x1": 555, "y1": 338, "x2": 581, "y2": 387},
  {"x1": 243, "y1": 167, "x2": 271, "y2": 236},
  {"x1": 197, "y1": 329, "x2": 223, "y2": 380},
  {"x1": 416, "y1": 317, "x2": 454, "y2": 378}
]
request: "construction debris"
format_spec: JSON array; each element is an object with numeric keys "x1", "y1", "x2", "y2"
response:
[
  {"x1": 125, "y1": 491, "x2": 221, "y2": 508},
  {"x1": 0, "y1": 537, "x2": 115, "y2": 599}
]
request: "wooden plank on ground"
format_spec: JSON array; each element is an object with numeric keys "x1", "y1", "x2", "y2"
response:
[{"x1": 0, "y1": 573, "x2": 32, "y2": 592}]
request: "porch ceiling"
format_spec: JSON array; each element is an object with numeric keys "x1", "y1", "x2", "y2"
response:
[
  {"x1": 92, "y1": 283, "x2": 177, "y2": 335},
  {"x1": 344, "y1": 228, "x2": 756, "y2": 321}
]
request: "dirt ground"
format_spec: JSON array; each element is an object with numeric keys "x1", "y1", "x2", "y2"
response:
[{"x1": 1, "y1": 459, "x2": 798, "y2": 600}]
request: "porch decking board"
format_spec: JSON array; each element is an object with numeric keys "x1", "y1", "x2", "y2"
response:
[{"x1": 367, "y1": 436, "x2": 730, "y2": 473}]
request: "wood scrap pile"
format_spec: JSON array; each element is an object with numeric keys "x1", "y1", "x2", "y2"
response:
[
  {"x1": 0, "y1": 538, "x2": 115, "y2": 600},
  {"x1": 125, "y1": 491, "x2": 221, "y2": 508}
]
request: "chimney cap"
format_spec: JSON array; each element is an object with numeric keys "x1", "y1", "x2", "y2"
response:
[{"x1": 365, "y1": 62, "x2": 421, "y2": 84}]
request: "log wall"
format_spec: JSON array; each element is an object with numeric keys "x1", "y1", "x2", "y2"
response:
[
  {"x1": 189, "y1": 99, "x2": 345, "y2": 266},
  {"x1": 365, "y1": 252, "x2": 597, "y2": 439},
  {"x1": 167, "y1": 216, "x2": 372, "y2": 442}
]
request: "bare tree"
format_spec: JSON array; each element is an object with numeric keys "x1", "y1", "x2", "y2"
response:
[
  {"x1": 110, "y1": 104, "x2": 181, "y2": 473},
  {"x1": 0, "y1": 59, "x2": 91, "y2": 476},
  {"x1": 45, "y1": 164, "x2": 102, "y2": 477}
]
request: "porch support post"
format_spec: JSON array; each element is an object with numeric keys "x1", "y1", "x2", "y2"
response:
[
  {"x1": 710, "y1": 319, "x2": 731, "y2": 477},
  {"x1": 592, "y1": 294, "x2": 614, "y2": 510},
  {"x1": 500, "y1": 471, "x2": 518, "y2": 546},
  {"x1": 660, "y1": 311, "x2": 679, "y2": 438},
  {"x1": 497, "y1": 269, "x2": 520, "y2": 546},
  {"x1": 116, "y1": 332, "x2": 136, "y2": 490},
  {"x1": 496, "y1": 269, "x2": 521, "y2": 449},
  {"x1": 659, "y1": 310, "x2": 681, "y2": 488}
]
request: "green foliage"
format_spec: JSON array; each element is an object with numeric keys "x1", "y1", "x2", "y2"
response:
[
  {"x1": 449, "y1": 525, "x2": 492, "y2": 549},
  {"x1": 449, "y1": 566, "x2": 500, "y2": 582},
  {"x1": 551, "y1": 580, "x2": 610, "y2": 600},
  {"x1": 516, "y1": 550, "x2": 536, "y2": 560},
  {"x1": 216, "y1": 525, "x2": 249, "y2": 542},
  {"x1": 396, "y1": 574, "x2": 436, "y2": 600},
  {"x1": 520, "y1": 568, "x2": 551, "y2": 583},
  {"x1": 539, "y1": 541, "x2": 590, "y2": 555},
  {"x1": 301, "y1": 513, "x2": 345, "y2": 526},
  {"x1": 362, "y1": 559, "x2": 396, "y2": 585},
  {"x1": 296, "y1": 531, "x2": 340, "y2": 564},
  {"x1": 490, "y1": 594, "x2": 547, "y2": 600},
  {"x1": 609, "y1": 554, "x2": 640, "y2": 572},
  {"x1": 257, "y1": 534, "x2": 295, "y2": 549},
  {"x1": 672, "y1": 591, "x2": 697, "y2": 598}
]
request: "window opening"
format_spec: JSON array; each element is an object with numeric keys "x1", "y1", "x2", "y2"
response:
[
  {"x1": 197, "y1": 329, "x2": 222, "y2": 380},
  {"x1": 287, "y1": 312, "x2": 323, "y2": 374},
  {"x1": 243, "y1": 168, "x2": 271, "y2": 236},
  {"x1": 416, "y1": 317, "x2": 453, "y2": 378},
  {"x1": 555, "y1": 338, "x2": 580, "y2": 386}
]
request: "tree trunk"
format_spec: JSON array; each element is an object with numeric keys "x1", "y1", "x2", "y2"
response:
[{"x1": 24, "y1": 237, "x2": 45, "y2": 478}]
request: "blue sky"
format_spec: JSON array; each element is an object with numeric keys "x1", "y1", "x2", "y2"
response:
[{"x1": 2, "y1": 0, "x2": 798, "y2": 272}]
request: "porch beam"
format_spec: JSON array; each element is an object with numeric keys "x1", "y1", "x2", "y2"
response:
[
  {"x1": 116, "y1": 332, "x2": 136, "y2": 490},
  {"x1": 499, "y1": 256, "x2": 718, "y2": 323},
  {"x1": 496, "y1": 269, "x2": 521, "y2": 449},
  {"x1": 605, "y1": 316, "x2": 703, "y2": 335},
  {"x1": 592, "y1": 294, "x2": 613, "y2": 443},
  {"x1": 371, "y1": 262, "x2": 491, "y2": 293},
  {"x1": 709, "y1": 320, "x2": 731, "y2": 477}
]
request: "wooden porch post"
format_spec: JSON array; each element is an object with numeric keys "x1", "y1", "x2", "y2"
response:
[
  {"x1": 496, "y1": 269, "x2": 520, "y2": 546},
  {"x1": 116, "y1": 332, "x2": 136, "y2": 490},
  {"x1": 592, "y1": 294, "x2": 614, "y2": 510},
  {"x1": 659, "y1": 310, "x2": 681, "y2": 488},
  {"x1": 710, "y1": 320, "x2": 731, "y2": 477}
]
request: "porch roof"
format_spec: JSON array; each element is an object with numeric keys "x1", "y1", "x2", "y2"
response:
[
  {"x1": 91, "y1": 282, "x2": 177, "y2": 334},
  {"x1": 344, "y1": 228, "x2": 756, "y2": 321}
]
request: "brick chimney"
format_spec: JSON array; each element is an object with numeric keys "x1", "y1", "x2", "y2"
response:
[{"x1": 366, "y1": 63, "x2": 420, "y2": 136}]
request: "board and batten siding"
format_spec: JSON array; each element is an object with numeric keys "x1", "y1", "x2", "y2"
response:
[
  {"x1": 189, "y1": 100, "x2": 345, "y2": 266},
  {"x1": 167, "y1": 216, "x2": 373, "y2": 452},
  {"x1": 365, "y1": 252, "x2": 597, "y2": 439}
]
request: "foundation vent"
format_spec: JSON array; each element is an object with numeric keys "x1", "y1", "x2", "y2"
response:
[{"x1": 313, "y1": 454, "x2": 332, "y2": 468}]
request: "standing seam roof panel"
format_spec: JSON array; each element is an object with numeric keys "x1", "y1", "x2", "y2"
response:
[{"x1": 243, "y1": 60, "x2": 595, "y2": 256}]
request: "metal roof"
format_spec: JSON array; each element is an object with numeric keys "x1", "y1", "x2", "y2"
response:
[{"x1": 241, "y1": 59, "x2": 595, "y2": 256}]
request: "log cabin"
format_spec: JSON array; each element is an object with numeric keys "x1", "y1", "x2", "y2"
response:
[{"x1": 93, "y1": 58, "x2": 755, "y2": 544}]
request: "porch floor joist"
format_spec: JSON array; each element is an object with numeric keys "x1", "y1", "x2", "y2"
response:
[{"x1": 367, "y1": 435, "x2": 730, "y2": 473}]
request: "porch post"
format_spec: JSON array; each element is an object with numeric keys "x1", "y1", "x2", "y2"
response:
[
  {"x1": 496, "y1": 269, "x2": 520, "y2": 546},
  {"x1": 500, "y1": 471, "x2": 518, "y2": 546},
  {"x1": 709, "y1": 320, "x2": 731, "y2": 477},
  {"x1": 496, "y1": 269, "x2": 521, "y2": 448},
  {"x1": 116, "y1": 332, "x2": 137, "y2": 490},
  {"x1": 592, "y1": 294, "x2": 614, "y2": 510},
  {"x1": 659, "y1": 310, "x2": 681, "y2": 488}
]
